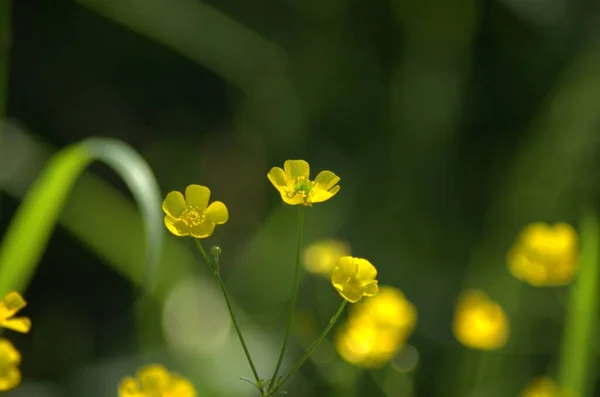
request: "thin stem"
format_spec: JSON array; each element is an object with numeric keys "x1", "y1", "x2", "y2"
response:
[
  {"x1": 193, "y1": 239, "x2": 263, "y2": 390},
  {"x1": 268, "y1": 206, "x2": 305, "y2": 392},
  {"x1": 269, "y1": 300, "x2": 347, "y2": 395}
]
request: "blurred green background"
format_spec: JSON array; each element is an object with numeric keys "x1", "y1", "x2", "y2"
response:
[{"x1": 2, "y1": 0, "x2": 600, "y2": 396}]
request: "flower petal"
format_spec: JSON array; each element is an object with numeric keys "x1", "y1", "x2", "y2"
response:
[
  {"x1": 0, "y1": 339, "x2": 20, "y2": 365},
  {"x1": 314, "y1": 170, "x2": 340, "y2": 191},
  {"x1": 185, "y1": 185, "x2": 210, "y2": 210},
  {"x1": 281, "y1": 193, "x2": 304, "y2": 206},
  {"x1": 162, "y1": 191, "x2": 186, "y2": 218},
  {"x1": 190, "y1": 221, "x2": 216, "y2": 239},
  {"x1": 118, "y1": 377, "x2": 142, "y2": 397},
  {"x1": 0, "y1": 292, "x2": 27, "y2": 322},
  {"x1": 284, "y1": 160, "x2": 310, "y2": 180},
  {"x1": 205, "y1": 201, "x2": 229, "y2": 224},
  {"x1": 138, "y1": 364, "x2": 171, "y2": 391},
  {"x1": 267, "y1": 167, "x2": 288, "y2": 192},
  {"x1": 335, "y1": 256, "x2": 359, "y2": 277},
  {"x1": 1, "y1": 317, "x2": 31, "y2": 333},
  {"x1": 311, "y1": 185, "x2": 340, "y2": 203},
  {"x1": 169, "y1": 376, "x2": 197, "y2": 397},
  {"x1": 164, "y1": 216, "x2": 190, "y2": 237},
  {"x1": 362, "y1": 281, "x2": 379, "y2": 297},
  {"x1": 0, "y1": 366, "x2": 20, "y2": 391},
  {"x1": 355, "y1": 259, "x2": 377, "y2": 282}
]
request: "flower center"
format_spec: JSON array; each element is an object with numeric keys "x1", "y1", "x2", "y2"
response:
[
  {"x1": 181, "y1": 207, "x2": 206, "y2": 227},
  {"x1": 292, "y1": 177, "x2": 313, "y2": 197}
]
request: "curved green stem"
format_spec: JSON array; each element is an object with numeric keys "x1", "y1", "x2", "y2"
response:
[
  {"x1": 268, "y1": 206, "x2": 305, "y2": 392},
  {"x1": 193, "y1": 239, "x2": 263, "y2": 390},
  {"x1": 269, "y1": 300, "x2": 347, "y2": 395}
]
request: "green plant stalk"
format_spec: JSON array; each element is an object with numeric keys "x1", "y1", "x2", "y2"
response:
[
  {"x1": 268, "y1": 206, "x2": 304, "y2": 392},
  {"x1": 194, "y1": 239, "x2": 263, "y2": 390},
  {"x1": 558, "y1": 208, "x2": 599, "y2": 396},
  {"x1": 269, "y1": 300, "x2": 347, "y2": 395}
]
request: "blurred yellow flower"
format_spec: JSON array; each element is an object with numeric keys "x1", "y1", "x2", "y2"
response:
[
  {"x1": 162, "y1": 185, "x2": 229, "y2": 239},
  {"x1": 118, "y1": 364, "x2": 196, "y2": 397},
  {"x1": 453, "y1": 289, "x2": 509, "y2": 350},
  {"x1": 335, "y1": 285, "x2": 417, "y2": 368},
  {"x1": 508, "y1": 222, "x2": 578, "y2": 286},
  {"x1": 351, "y1": 286, "x2": 417, "y2": 334},
  {"x1": 0, "y1": 291, "x2": 31, "y2": 334},
  {"x1": 303, "y1": 239, "x2": 351, "y2": 276},
  {"x1": 267, "y1": 159, "x2": 340, "y2": 206},
  {"x1": 331, "y1": 256, "x2": 379, "y2": 303},
  {"x1": 0, "y1": 338, "x2": 22, "y2": 391},
  {"x1": 520, "y1": 376, "x2": 576, "y2": 397}
]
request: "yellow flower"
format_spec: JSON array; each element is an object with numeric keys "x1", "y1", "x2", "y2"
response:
[
  {"x1": 331, "y1": 256, "x2": 379, "y2": 303},
  {"x1": 118, "y1": 364, "x2": 197, "y2": 397},
  {"x1": 520, "y1": 376, "x2": 576, "y2": 397},
  {"x1": 452, "y1": 289, "x2": 509, "y2": 350},
  {"x1": 267, "y1": 159, "x2": 340, "y2": 206},
  {"x1": 0, "y1": 338, "x2": 22, "y2": 391},
  {"x1": 162, "y1": 185, "x2": 229, "y2": 238},
  {"x1": 335, "y1": 286, "x2": 417, "y2": 368},
  {"x1": 303, "y1": 239, "x2": 351, "y2": 276},
  {"x1": 508, "y1": 222, "x2": 578, "y2": 286},
  {"x1": 0, "y1": 292, "x2": 31, "y2": 333},
  {"x1": 335, "y1": 322, "x2": 403, "y2": 368},
  {"x1": 351, "y1": 286, "x2": 417, "y2": 334}
]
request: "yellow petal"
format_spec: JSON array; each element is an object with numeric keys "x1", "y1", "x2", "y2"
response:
[
  {"x1": 162, "y1": 192, "x2": 186, "y2": 218},
  {"x1": 362, "y1": 281, "x2": 379, "y2": 297},
  {"x1": 164, "y1": 216, "x2": 190, "y2": 237},
  {"x1": 1, "y1": 317, "x2": 31, "y2": 333},
  {"x1": 0, "y1": 366, "x2": 20, "y2": 391},
  {"x1": 205, "y1": 201, "x2": 229, "y2": 224},
  {"x1": 310, "y1": 185, "x2": 340, "y2": 203},
  {"x1": 190, "y1": 221, "x2": 216, "y2": 239},
  {"x1": 118, "y1": 377, "x2": 143, "y2": 397},
  {"x1": 337, "y1": 288, "x2": 362, "y2": 303},
  {"x1": 284, "y1": 160, "x2": 310, "y2": 180},
  {"x1": 0, "y1": 339, "x2": 20, "y2": 365},
  {"x1": 0, "y1": 292, "x2": 27, "y2": 321},
  {"x1": 314, "y1": 170, "x2": 340, "y2": 191},
  {"x1": 267, "y1": 167, "x2": 288, "y2": 191},
  {"x1": 335, "y1": 256, "x2": 359, "y2": 277},
  {"x1": 167, "y1": 376, "x2": 197, "y2": 397},
  {"x1": 185, "y1": 185, "x2": 211, "y2": 210},
  {"x1": 355, "y1": 259, "x2": 377, "y2": 282},
  {"x1": 138, "y1": 364, "x2": 171, "y2": 391},
  {"x1": 281, "y1": 193, "x2": 304, "y2": 205}
]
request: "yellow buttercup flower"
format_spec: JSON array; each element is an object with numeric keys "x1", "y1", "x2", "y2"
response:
[
  {"x1": 331, "y1": 256, "x2": 379, "y2": 303},
  {"x1": 0, "y1": 292, "x2": 31, "y2": 333},
  {"x1": 351, "y1": 286, "x2": 417, "y2": 334},
  {"x1": 267, "y1": 159, "x2": 340, "y2": 206},
  {"x1": 118, "y1": 363, "x2": 196, "y2": 397},
  {"x1": 162, "y1": 185, "x2": 229, "y2": 239},
  {"x1": 303, "y1": 238, "x2": 351, "y2": 276},
  {"x1": 452, "y1": 289, "x2": 509, "y2": 350},
  {"x1": 335, "y1": 285, "x2": 417, "y2": 368},
  {"x1": 508, "y1": 222, "x2": 578, "y2": 286},
  {"x1": 520, "y1": 376, "x2": 575, "y2": 397},
  {"x1": 335, "y1": 322, "x2": 403, "y2": 368},
  {"x1": 0, "y1": 338, "x2": 22, "y2": 391}
]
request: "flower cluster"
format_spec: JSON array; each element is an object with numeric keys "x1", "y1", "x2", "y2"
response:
[
  {"x1": 0, "y1": 291, "x2": 31, "y2": 391},
  {"x1": 335, "y1": 286, "x2": 417, "y2": 368},
  {"x1": 452, "y1": 289, "x2": 508, "y2": 351},
  {"x1": 119, "y1": 364, "x2": 196, "y2": 397},
  {"x1": 507, "y1": 222, "x2": 578, "y2": 286}
]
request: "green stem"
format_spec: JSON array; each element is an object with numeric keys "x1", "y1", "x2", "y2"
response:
[
  {"x1": 269, "y1": 300, "x2": 347, "y2": 395},
  {"x1": 268, "y1": 206, "x2": 305, "y2": 391},
  {"x1": 557, "y1": 208, "x2": 599, "y2": 396},
  {"x1": 193, "y1": 239, "x2": 263, "y2": 391}
]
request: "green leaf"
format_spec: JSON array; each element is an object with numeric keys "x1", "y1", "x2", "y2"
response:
[{"x1": 0, "y1": 136, "x2": 163, "y2": 295}]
